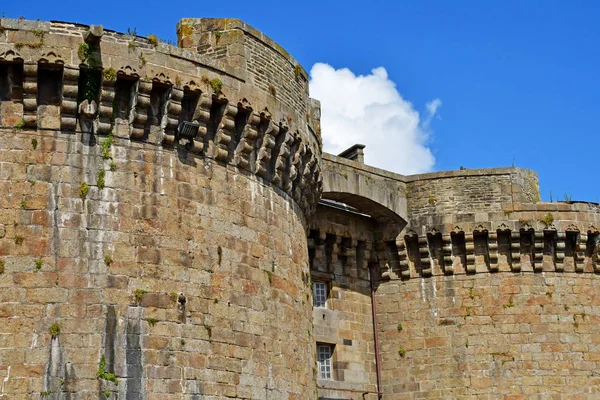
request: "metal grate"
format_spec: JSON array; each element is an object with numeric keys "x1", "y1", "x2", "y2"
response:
[{"x1": 176, "y1": 121, "x2": 199, "y2": 141}]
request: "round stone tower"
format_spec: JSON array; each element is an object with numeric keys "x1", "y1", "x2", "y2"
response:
[{"x1": 0, "y1": 17, "x2": 321, "y2": 399}]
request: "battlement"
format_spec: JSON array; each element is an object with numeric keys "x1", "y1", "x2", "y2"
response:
[
  {"x1": 389, "y1": 222, "x2": 600, "y2": 280},
  {"x1": 0, "y1": 17, "x2": 322, "y2": 216},
  {"x1": 176, "y1": 18, "x2": 311, "y2": 117}
]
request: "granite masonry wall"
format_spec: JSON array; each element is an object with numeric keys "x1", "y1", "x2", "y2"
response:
[
  {"x1": 376, "y1": 273, "x2": 600, "y2": 399},
  {"x1": 0, "y1": 127, "x2": 315, "y2": 400},
  {"x1": 312, "y1": 155, "x2": 600, "y2": 399},
  {"x1": 308, "y1": 205, "x2": 380, "y2": 399},
  {"x1": 376, "y1": 167, "x2": 600, "y2": 399},
  {"x1": 0, "y1": 17, "x2": 321, "y2": 400},
  {"x1": 176, "y1": 18, "x2": 313, "y2": 132},
  {"x1": 404, "y1": 168, "x2": 540, "y2": 236},
  {"x1": 3, "y1": 14, "x2": 600, "y2": 400}
]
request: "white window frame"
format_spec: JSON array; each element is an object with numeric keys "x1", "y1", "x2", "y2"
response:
[
  {"x1": 317, "y1": 344, "x2": 333, "y2": 380},
  {"x1": 312, "y1": 281, "x2": 327, "y2": 308}
]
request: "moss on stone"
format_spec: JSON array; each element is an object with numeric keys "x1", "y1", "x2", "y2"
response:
[
  {"x1": 209, "y1": 78, "x2": 222, "y2": 94},
  {"x1": 97, "y1": 169, "x2": 105, "y2": 190},
  {"x1": 134, "y1": 289, "x2": 147, "y2": 303},
  {"x1": 79, "y1": 182, "x2": 89, "y2": 201},
  {"x1": 49, "y1": 322, "x2": 60, "y2": 338},
  {"x1": 102, "y1": 67, "x2": 117, "y2": 82},
  {"x1": 146, "y1": 34, "x2": 159, "y2": 46},
  {"x1": 97, "y1": 355, "x2": 119, "y2": 385},
  {"x1": 540, "y1": 213, "x2": 554, "y2": 226},
  {"x1": 78, "y1": 42, "x2": 90, "y2": 61}
]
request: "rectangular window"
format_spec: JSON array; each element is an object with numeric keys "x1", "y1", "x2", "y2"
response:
[
  {"x1": 147, "y1": 81, "x2": 171, "y2": 127},
  {"x1": 37, "y1": 64, "x2": 63, "y2": 106},
  {"x1": 113, "y1": 76, "x2": 137, "y2": 120},
  {"x1": 313, "y1": 281, "x2": 327, "y2": 308},
  {"x1": 0, "y1": 62, "x2": 24, "y2": 102},
  {"x1": 179, "y1": 89, "x2": 200, "y2": 123},
  {"x1": 317, "y1": 344, "x2": 333, "y2": 380}
]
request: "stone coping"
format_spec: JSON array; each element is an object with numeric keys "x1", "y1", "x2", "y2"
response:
[
  {"x1": 322, "y1": 152, "x2": 406, "y2": 181},
  {"x1": 404, "y1": 166, "x2": 520, "y2": 181},
  {"x1": 0, "y1": 18, "x2": 241, "y2": 80},
  {"x1": 188, "y1": 18, "x2": 309, "y2": 81},
  {"x1": 323, "y1": 152, "x2": 532, "y2": 183}
]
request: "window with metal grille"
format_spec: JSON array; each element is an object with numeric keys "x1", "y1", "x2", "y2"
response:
[
  {"x1": 313, "y1": 281, "x2": 327, "y2": 308},
  {"x1": 317, "y1": 344, "x2": 333, "y2": 380}
]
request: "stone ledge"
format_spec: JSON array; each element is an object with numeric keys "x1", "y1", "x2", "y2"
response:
[
  {"x1": 0, "y1": 18, "x2": 50, "y2": 32},
  {"x1": 404, "y1": 167, "x2": 523, "y2": 182}
]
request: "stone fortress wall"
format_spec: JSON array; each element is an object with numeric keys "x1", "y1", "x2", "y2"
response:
[
  {"x1": 374, "y1": 168, "x2": 600, "y2": 399},
  {"x1": 310, "y1": 153, "x2": 600, "y2": 399},
  {"x1": 2, "y1": 14, "x2": 600, "y2": 400},
  {"x1": 0, "y1": 17, "x2": 321, "y2": 400}
]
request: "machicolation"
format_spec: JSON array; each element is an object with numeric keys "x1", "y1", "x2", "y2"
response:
[{"x1": 1, "y1": 16, "x2": 600, "y2": 400}]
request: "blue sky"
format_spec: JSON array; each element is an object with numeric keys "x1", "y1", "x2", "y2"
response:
[{"x1": 4, "y1": 1, "x2": 599, "y2": 202}]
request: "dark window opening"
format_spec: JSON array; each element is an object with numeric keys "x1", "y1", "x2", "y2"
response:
[
  {"x1": 405, "y1": 235, "x2": 422, "y2": 275},
  {"x1": 179, "y1": 89, "x2": 200, "y2": 123},
  {"x1": 543, "y1": 231, "x2": 557, "y2": 264},
  {"x1": 520, "y1": 229, "x2": 535, "y2": 268},
  {"x1": 427, "y1": 231, "x2": 444, "y2": 271},
  {"x1": 251, "y1": 116, "x2": 270, "y2": 169},
  {"x1": 147, "y1": 81, "x2": 171, "y2": 127},
  {"x1": 230, "y1": 106, "x2": 249, "y2": 161},
  {"x1": 77, "y1": 68, "x2": 101, "y2": 105},
  {"x1": 565, "y1": 231, "x2": 579, "y2": 257},
  {"x1": 113, "y1": 76, "x2": 137, "y2": 120},
  {"x1": 356, "y1": 240, "x2": 367, "y2": 279},
  {"x1": 268, "y1": 126, "x2": 288, "y2": 180},
  {"x1": 324, "y1": 233, "x2": 337, "y2": 274},
  {"x1": 205, "y1": 99, "x2": 226, "y2": 148},
  {"x1": 474, "y1": 231, "x2": 490, "y2": 268},
  {"x1": 586, "y1": 233, "x2": 600, "y2": 258},
  {"x1": 37, "y1": 64, "x2": 63, "y2": 106},
  {"x1": 451, "y1": 231, "x2": 467, "y2": 269},
  {"x1": 0, "y1": 62, "x2": 24, "y2": 102},
  {"x1": 497, "y1": 229, "x2": 512, "y2": 268},
  {"x1": 385, "y1": 240, "x2": 400, "y2": 274},
  {"x1": 308, "y1": 230, "x2": 318, "y2": 271}
]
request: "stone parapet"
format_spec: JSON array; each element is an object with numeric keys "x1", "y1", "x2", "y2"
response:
[
  {"x1": 176, "y1": 18, "x2": 311, "y2": 124},
  {"x1": 386, "y1": 221, "x2": 600, "y2": 280}
]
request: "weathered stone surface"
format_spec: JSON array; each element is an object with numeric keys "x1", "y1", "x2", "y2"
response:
[
  {"x1": 2, "y1": 15, "x2": 600, "y2": 400},
  {"x1": 83, "y1": 24, "x2": 104, "y2": 44},
  {"x1": 0, "y1": 101, "x2": 23, "y2": 126},
  {"x1": 0, "y1": 18, "x2": 50, "y2": 32},
  {"x1": 0, "y1": 16, "x2": 321, "y2": 400}
]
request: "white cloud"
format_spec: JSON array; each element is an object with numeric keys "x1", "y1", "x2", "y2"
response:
[
  {"x1": 424, "y1": 98, "x2": 442, "y2": 128},
  {"x1": 309, "y1": 63, "x2": 439, "y2": 175}
]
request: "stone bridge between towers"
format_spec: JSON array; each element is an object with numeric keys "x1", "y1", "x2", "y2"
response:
[{"x1": 320, "y1": 150, "x2": 408, "y2": 240}]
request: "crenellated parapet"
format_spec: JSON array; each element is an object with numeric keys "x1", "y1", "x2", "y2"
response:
[
  {"x1": 384, "y1": 221, "x2": 600, "y2": 280},
  {"x1": 0, "y1": 17, "x2": 322, "y2": 217},
  {"x1": 385, "y1": 166, "x2": 600, "y2": 279}
]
